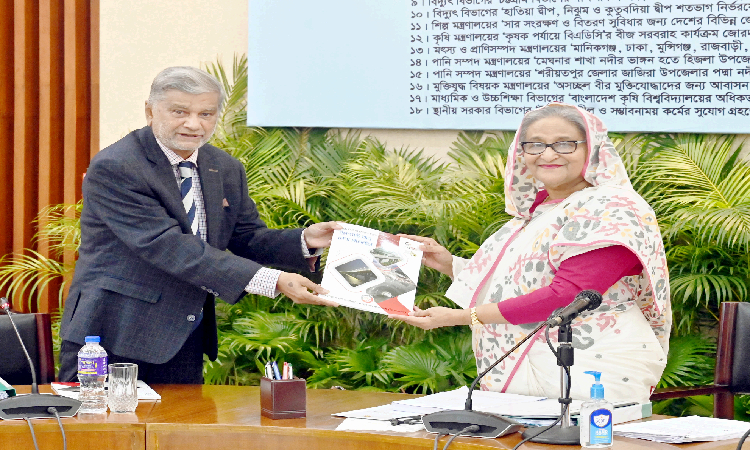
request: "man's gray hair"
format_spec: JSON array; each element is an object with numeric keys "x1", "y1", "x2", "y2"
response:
[
  {"x1": 147, "y1": 66, "x2": 226, "y2": 111},
  {"x1": 519, "y1": 104, "x2": 587, "y2": 141}
]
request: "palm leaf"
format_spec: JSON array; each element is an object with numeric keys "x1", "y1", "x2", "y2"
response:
[
  {"x1": 381, "y1": 344, "x2": 452, "y2": 394},
  {"x1": 670, "y1": 204, "x2": 750, "y2": 251},
  {"x1": 446, "y1": 130, "x2": 511, "y2": 182},
  {"x1": 34, "y1": 201, "x2": 83, "y2": 255},
  {"x1": 331, "y1": 339, "x2": 392, "y2": 388},
  {"x1": 431, "y1": 331, "x2": 477, "y2": 385},
  {"x1": 204, "y1": 54, "x2": 249, "y2": 140},
  {"x1": 635, "y1": 134, "x2": 750, "y2": 251},
  {"x1": 657, "y1": 334, "x2": 715, "y2": 389},
  {"x1": 0, "y1": 251, "x2": 68, "y2": 310},
  {"x1": 670, "y1": 273, "x2": 748, "y2": 308},
  {"x1": 306, "y1": 362, "x2": 350, "y2": 389},
  {"x1": 222, "y1": 311, "x2": 304, "y2": 361}
]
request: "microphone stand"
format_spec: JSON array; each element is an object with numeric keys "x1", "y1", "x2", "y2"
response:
[
  {"x1": 421, "y1": 320, "x2": 547, "y2": 438},
  {"x1": 521, "y1": 319, "x2": 580, "y2": 444},
  {"x1": 0, "y1": 300, "x2": 81, "y2": 420},
  {"x1": 423, "y1": 291, "x2": 601, "y2": 440}
]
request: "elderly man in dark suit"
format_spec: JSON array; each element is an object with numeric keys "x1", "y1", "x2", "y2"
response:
[{"x1": 58, "y1": 66, "x2": 339, "y2": 384}]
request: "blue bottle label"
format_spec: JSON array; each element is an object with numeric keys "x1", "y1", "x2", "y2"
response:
[
  {"x1": 589, "y1": 408, "x2": 612, "y2": 444},
  {"x1": 78, "y1": 356, "x2": 108, "y2": 376}
]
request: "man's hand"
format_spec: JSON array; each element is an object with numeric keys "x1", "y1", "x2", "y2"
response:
[
  {"x1": 277, "y1": 272, "x2": 339, "y2": 307},
  {"x1": 303, "y1": 221, "x2": 345, "y2": 249},
  {"x1": 389, "y1": 306, "x2": 468, "y2": 330}
]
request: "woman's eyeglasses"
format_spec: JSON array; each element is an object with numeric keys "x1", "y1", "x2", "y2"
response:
[{"x1": 520, "y1": 140, "x2": 586, "y2": 155}]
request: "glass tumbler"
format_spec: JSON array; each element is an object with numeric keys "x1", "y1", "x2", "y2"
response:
[{"x1": 107, "y1": 363, "x2": 138, "y2": 413}]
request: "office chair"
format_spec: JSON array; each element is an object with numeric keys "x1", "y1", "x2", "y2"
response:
[
  {"x1": 651, "y1": 302, "x2": 750, "y2": 419},
  {"x1": 0, "y1": 311, "x2": 55, "y2": 385}
]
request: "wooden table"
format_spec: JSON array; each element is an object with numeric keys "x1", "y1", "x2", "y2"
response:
[
  {"x1": 147, "y1": 385, "x2": 434, "y2": 450},
  {"x1": 144, "y1": 385, "x2": 746, "y2": 450},
  {"x1": 1, "y1": 385, "x2": 745, "y2": 450},
  {"x1": 0, "y1": 386, "x2": 152, "y2": 450}
]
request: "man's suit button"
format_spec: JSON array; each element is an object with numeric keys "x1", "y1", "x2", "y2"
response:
[{"x1": 187, "y1": 315, "x2": 196, "y2": 322}]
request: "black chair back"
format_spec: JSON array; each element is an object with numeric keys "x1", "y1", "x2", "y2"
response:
[
  {"x1": 651, "y1": 301, "x2": 749, "y2": 418},
  {"x1": 0, "y1": 313, "x2": 54, "y2": 385},
  {"x1": 731, "y1": 302, "x2": 750, "y2": 393}
]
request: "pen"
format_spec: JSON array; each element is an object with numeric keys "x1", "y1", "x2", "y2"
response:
[
  {"x1": 390, "y1": 415, "x2": 422, "y2": 426},
  {"x1": 264, "y1": 362, "x2": 273, "y2": 379},
  {"x1": 282, "y1": 362, "x2": 289, "y2": 380},
  {"x1": 288, "y1": 363, "x2": 293, "y2": 379},
  {"x1": 614, "y1": 402, "x2": 637, "y2": 408},
  {"x1": 271, "y1": 361, "x2": 281, "y2": 380}
]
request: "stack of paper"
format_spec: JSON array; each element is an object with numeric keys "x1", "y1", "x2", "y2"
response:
[
  {"x1": 336, "y1": 418, "x2": 425, "y2": 433},
  {"x1": 613, "y1": 416, "x2": 750, "y2": 443},
  {"x1": 333, "y1": 386, "x2": 652, "y2": 432},
  {"x1": 390, "y1": 386, "x2": 649, "y2": 425},
  {"x1": 337, "y1": 387, "x2": 543, "y2": 421},
  {"x1": 392, "y1": 387, "x2": 545, "y2": 412},
  {"x1": 51, "y1": 381, "x2": 161, "y2": 401},
  {"x1": 334, "y1": 387, "x2": 546, "y2": 431}
]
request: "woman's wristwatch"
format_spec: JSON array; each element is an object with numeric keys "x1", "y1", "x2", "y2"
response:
[{"x1": 470, "y1": 307, "x2": 483, "y2": 326}]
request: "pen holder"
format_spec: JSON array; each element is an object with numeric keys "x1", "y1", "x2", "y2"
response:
[{"x1": 260, "y1": 376, "x2": 306, "y2": 419}]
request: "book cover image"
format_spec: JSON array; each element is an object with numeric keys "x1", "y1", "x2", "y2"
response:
[{"x1": 321, "y1": 224, "x2": 422, "y2": 315}]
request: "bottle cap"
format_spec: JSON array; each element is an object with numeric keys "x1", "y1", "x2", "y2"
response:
[
  {"x1": 84, "y1": 336, "x2": 101, "y2": 343},
  {"x1": 584, "y1": 370, "x2": 604, "y2": 399}
]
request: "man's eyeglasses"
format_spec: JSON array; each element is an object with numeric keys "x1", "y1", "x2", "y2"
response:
[{"x1": 520, "y1": 140, "x2": 586, "y2": 155}]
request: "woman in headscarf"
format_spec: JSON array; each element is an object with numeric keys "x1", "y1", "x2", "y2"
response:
[{"x1": 393, "y1": 103, "x2": 670, "y2": 403}]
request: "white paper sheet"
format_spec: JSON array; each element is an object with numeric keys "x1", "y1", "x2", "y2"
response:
[
  {"x1": 336, "y1": 417, "x2": 425, "y2": 433},
  {"x1": 335, "y1": 403, "x2": 441, "y2": 421},
  {"x1": 613, "y1": 416, "x2": 750, "y2": 443},
  {"x1": 392, "y1": 386, "x2": 546, "y2": 413},
  {"x1": 334, "y1": 386, "x2": 651, "y2": 435},
  {"x1": 51, "y1": 381, "x2": 161, "y2": 401}
]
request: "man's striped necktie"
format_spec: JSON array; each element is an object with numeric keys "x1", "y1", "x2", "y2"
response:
[
  {"x1": 178, "y1": 161, "x2": 200, "y2": 237},
  {"x1": 178, "y1": 161, "x2": 204, "y2": 330}
]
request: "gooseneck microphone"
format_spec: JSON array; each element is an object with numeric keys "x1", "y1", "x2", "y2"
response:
[
  {"x1": 0, "y1": 298, "x2": 81, "y2": 420},
  {"x1": 545, "y1": 290, "x2": 603, "y2": 327},
  {"x1": 421, "y1": 290, "x2": 603, "y2": 439},
  {"x1": 421, "y1": 320, "x2": 545, "y2": 438}
]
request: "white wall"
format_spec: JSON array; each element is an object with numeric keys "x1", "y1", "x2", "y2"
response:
[
  {"x1": 99, "y1": 0, "x2": 462, "y2": 159},
  {"x1": 100, "y1": 0, "x2": 249, "y2": 149}
]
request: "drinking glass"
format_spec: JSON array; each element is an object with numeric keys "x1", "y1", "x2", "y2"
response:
[{"x1": 107, "y1": 363, "x2": 138, "y2": 413}]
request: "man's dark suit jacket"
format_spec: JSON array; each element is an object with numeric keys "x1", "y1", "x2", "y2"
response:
[{"x1": 60, "y1": 126, "x2": 312, "y2": 364}]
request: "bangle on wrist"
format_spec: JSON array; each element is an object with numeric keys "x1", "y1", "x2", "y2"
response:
[{"x1": 470, "y1": 307, "x2": 483, "y2": 326}]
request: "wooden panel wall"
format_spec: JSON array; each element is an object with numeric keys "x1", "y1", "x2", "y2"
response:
[{"x1": 2, "y1": 0, "x2": 99, "y2": 313}]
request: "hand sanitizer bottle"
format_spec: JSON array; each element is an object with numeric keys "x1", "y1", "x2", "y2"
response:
[{"x1": 580, "y1": 371, "x2": 613, "y2": 448}]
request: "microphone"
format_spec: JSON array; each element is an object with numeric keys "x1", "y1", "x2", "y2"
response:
[
  {"x1": 0, "y1": 298, "x2": 81, "y2": 419},
  {"x1": 545, "y1": 290, "x2": 602, "y2": 327},
  {"x1": 421, "y1": 321, "x2": 548, "y2": 438},
  {"x1": 422, "y1": 290, "x2": 603, "y2": 438}
]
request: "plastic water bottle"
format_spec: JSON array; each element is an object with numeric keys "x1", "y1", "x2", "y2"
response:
[{"x1": 77, "y1": 336, "x2": 108, "y2": 414}]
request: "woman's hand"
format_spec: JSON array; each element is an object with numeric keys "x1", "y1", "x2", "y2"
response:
[
  {"x1": 397, "y1": 234, "x2": 454, "y2": 277},
  {"x1": 389, "y1": 306, "x2": 469, "y2": 330}
]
